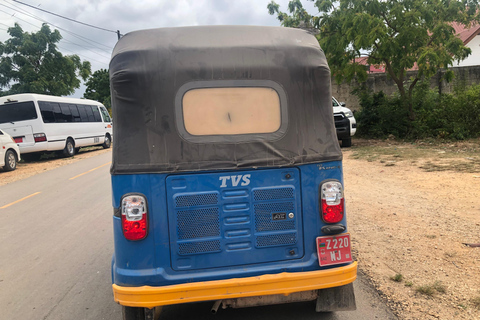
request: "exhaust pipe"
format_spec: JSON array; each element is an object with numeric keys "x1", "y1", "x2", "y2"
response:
[{"x1": 211, "y1": 300, "x2": 222, "y2": 314}]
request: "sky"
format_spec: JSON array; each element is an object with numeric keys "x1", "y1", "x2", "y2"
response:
[{"x1": 0, "y1": 0, "x2": 319, "y2": 98}]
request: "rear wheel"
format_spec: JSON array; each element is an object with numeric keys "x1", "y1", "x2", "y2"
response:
[
  {"x1": 63, "y1": 138, "x2": 75, "y2": 157},
  {"x1": 122, "y1": 306, "x2": 162, "y2": 320},
  {"x1": 122, "y1": 306, "x2": 144, "y2": 320},
  {"x1": 4, "y1": 150, "x2": 17, "y2": 171},
  {"x1": 342, "y1": 138, "x2": 352, "y2": 148},
  {"x1": 103, "y1": 134, "x2": 111, "y2": 149}
]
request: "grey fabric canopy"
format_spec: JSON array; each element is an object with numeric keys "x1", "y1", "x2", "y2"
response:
[{"x1": 109, "y1": 25, "x2": 341, "y2": 174}]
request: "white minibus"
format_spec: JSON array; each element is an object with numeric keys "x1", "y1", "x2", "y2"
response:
[{"x1": 0, "y1": 93, "x2": 112, "y2": 161}]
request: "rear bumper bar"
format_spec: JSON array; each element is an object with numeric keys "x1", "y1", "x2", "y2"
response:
[{"x1": 113, "y1": 261, "x2": 357, "y2": 308}]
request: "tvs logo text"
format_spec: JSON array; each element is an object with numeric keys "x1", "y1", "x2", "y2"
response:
[{"x1": 219, "y1": 174, "x2": 251, "y2": 188}]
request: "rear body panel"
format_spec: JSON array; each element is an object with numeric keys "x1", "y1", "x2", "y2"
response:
[
  {"x1": 166, "y1": 168, "x2": 303, "y2": 271},
  {"x1": 111, "y1": 161, "x2": 348, "y2": 287}
]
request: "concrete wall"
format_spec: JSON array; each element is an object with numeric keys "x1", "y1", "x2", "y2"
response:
[{"x1": 331, "y1": 65, "x2": 480, "y2": 111}]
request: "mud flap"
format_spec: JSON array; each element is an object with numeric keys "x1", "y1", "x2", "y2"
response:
[{"x1": 315, "y1": 283, "x2": 356, "y2": 312}]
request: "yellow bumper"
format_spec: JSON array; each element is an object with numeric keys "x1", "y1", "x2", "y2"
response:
[{"x1": 113, "y1": 261, "x2": 357, "y2": 308}]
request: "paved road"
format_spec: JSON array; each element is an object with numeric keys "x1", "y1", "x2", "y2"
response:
[{"x1": 0, "y1": 151, "x2": 397, "y2": 320}]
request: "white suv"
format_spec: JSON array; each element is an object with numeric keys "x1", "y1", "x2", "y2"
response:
[
  {"x1": 333, "y1": 97, "x2": 356, "y2": 147},
  {"x1": 0, "y1": 129, "x2": 21, "y2": 171}
]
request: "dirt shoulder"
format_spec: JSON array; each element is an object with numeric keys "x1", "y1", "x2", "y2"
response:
[
  {"x1": 0, "y1": 147, "x2": 111, "y2": 187},
  {"x1": 344, "y1": 139, "x2": 480, "y2": 320}
]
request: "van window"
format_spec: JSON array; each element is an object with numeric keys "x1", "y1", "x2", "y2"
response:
[
  {"x1": 60, "y1": 104, "x2": 73, "y2": 122},
  {"x1": 77, "y1": 105, "x2": 89, "y2": 122},
  {"x1": 85, "y1": 106, "x2": 96, "y2": 122},
  {"x1": 100, "y1": 107, "x2": 111, "y2": 122},
  {"x1": 182, "y1": 87, "x2": 281, "y2": 135},
  {"x1": 38, "y1": 102, "x2": 56, "y2": 123},
  {"x1": 0, "y1": 101, "x2": 38, "y2": 124},
  {"x1": 92, "y1": 107, "x2": 102, "y2": 122},
  {"x1": 69, "y1": 105, "x2": 81, "y2": 122}
]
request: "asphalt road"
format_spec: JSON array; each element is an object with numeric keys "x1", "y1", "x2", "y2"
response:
[{"x1": 0, "y1": 151, "x2": 397, "y2": 320}]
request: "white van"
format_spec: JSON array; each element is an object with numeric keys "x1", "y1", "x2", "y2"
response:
[{"x1": 0, "y1": 94, "x2": 112, "y2": 161}]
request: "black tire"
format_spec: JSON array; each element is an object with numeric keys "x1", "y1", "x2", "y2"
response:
[
  {"x1": 122, "y1": 306, "x2": 145, "y2": 320},
  {"x1": 103, "y1": 134, "x2": 111, "y2": 149},
  {"x1": 342, "y1": 138, "x2": 352, "y2": 148},
  {"x1": 21, "y1": 153, "x2": 42, "y2": 162},
  {"x1": 4, "y1": 150, "x2": 17, "y2": 171},
  {"x1": 63, "y1": 138, "x2": 75, "y2": 157}
]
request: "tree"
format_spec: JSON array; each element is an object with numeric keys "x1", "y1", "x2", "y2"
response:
[
  {"x1": 83, "y1": 69, "x2": 111, "y2": 110},
  {"x1": 0, "y1": 23, "x2": 91, "y2": 96},
  {"x1": 268, "y1": 0, "x2": 480, "y2": 120}
]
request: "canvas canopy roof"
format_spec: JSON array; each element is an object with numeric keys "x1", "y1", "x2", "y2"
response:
[{"x1": 109, "y1": 25, "x2": 341, "y2": 174}]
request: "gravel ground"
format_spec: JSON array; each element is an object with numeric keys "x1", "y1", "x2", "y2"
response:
[
  {"x1": 343, "y1": 145, "x2": 480, "y2": 320},
  {"x1": 2, "y1": 142, "x2": 479, "y2": 319}
]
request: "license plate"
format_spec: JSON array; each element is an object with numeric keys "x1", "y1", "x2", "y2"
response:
[
  {"x1": 14, "y1": 137, "x2": 23, "y2": 143},
  {"x1": 316, "y1": 234, "x2": 353, "y2": 267}
]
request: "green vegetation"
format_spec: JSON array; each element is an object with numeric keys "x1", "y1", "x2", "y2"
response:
[
  {"x1": 268, "y1": 0, "x2": 480, "y2": 121},
  {"x1": 83, "y1": 69, "x2": 111, "y2": 110},
  {"x1": 416, "y1": 281, "x2": 447, "y2": 296},
  {"x1": 0, "y1": 23, "x2": 91, "y2": 96},
  {"x1": 390, "y1": 273, "x2": 403, "y2": 282},
  {"x1": 355, "y1": 82, "x2": 480, "y2": 140}
]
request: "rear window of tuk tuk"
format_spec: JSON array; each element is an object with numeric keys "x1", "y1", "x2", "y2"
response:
[{"x1": 175, "y1": 80, "x2": 288, "y2": 143}]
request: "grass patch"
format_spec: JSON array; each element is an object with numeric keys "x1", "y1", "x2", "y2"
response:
[
  {"x1": 390, "y1": 273, "x2": 403, "y2": 282},
  {"x1": 348, "y1": 138, "x2": 480, "y2": 173},
  {"x1": 416, "y1": 285, "x2": 436, "y2": 296},
  {"x1": 433, "y1": 281, "x2": 446, "y2": 293},
  {"x1": 470, "y1": 296, "x2": 480, "y2": 309},
  {"x1": 405, "y1": 281, "x2": 414, "y2": 287},
  {"x1": 416, "y1": 281, "x2": 447, "y2": 296}
]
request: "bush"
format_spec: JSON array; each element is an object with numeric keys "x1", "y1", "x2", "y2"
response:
[{"x1": 354, "y1": 82, "x2": 480, "y2": 140}]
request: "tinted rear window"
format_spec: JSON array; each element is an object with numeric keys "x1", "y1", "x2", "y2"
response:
[{"x1": 0, "y1": 101, "x2": 38, "y2": 124}]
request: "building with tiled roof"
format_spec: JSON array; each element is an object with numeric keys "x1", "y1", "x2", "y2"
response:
[
  {"x1": 452, "y1": 22, "x2": 480, "y2": 67},
  {"x1": 355, "y1": 22, "x2": 480, "y2": 72}
]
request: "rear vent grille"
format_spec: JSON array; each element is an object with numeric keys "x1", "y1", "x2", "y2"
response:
[
  {"x1": 177, "y1": 208, "x2": 220, "y2": 240},
  {"x1": 253, "y1": 188, "x2": 294, "y2": 201},
  {"x1": 175, "y1": 193, "x2": 218, "y2": 207},
  {"x1": 179, "y1": 240, "x2": 221, "y2": 255},
  {"x1": 254, "y1": 202, "x2": 295, "y2": 232},
  {"x1": 256, "y1": 233, "x2": 297, "y2": 247}
]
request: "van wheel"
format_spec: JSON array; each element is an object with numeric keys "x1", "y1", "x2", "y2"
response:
[
  {"x1": 4, "y1": 150, "x2": 17, "y2": 171},
  {"x1": 63, "y1": 139, "x2": 75, "y2": 157},
  {"x1": 103, "y1": 134, "x2": 111, "y2": 149},
  {"x1": 122, "y1": 306, "x2": 144, "y2": 320},
  {"x1": 342, "y1": 138, "x2": 352, "y2": 148}
]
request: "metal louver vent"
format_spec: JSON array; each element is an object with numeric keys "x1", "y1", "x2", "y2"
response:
[
  {"x1": 254, "y1": 202, "x2": 295, "y2": 232},
  {"x1": 253, "y1": 188, "x2": 294, "y2": 201},
  {"x1": 175, "y1": 193, "x2": 218, "y2": 207},
  {"x1": 256, "y1": 233, "x2": 297, "y2": 247},
  {"x1": 177, "y1": 208, "x2": 220, "y2": 240},
  {"x1": 179, "y1": 240, "x2": 221, "y2": 255}
]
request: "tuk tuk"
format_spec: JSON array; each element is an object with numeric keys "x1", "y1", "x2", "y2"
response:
[{"x1": 109, "y1": 25, "x2": 357, "y2": 319}]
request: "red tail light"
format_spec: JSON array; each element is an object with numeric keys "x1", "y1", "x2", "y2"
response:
[
  {"x1": 320, "y1": 181, "x2": 344, "y2": 223},
  {"x1": 121, "y1": 195, "x2": 148, "y2": 241},
  {"x1": 33, "y1": 133, "x2": 47, "y2": 142}
]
